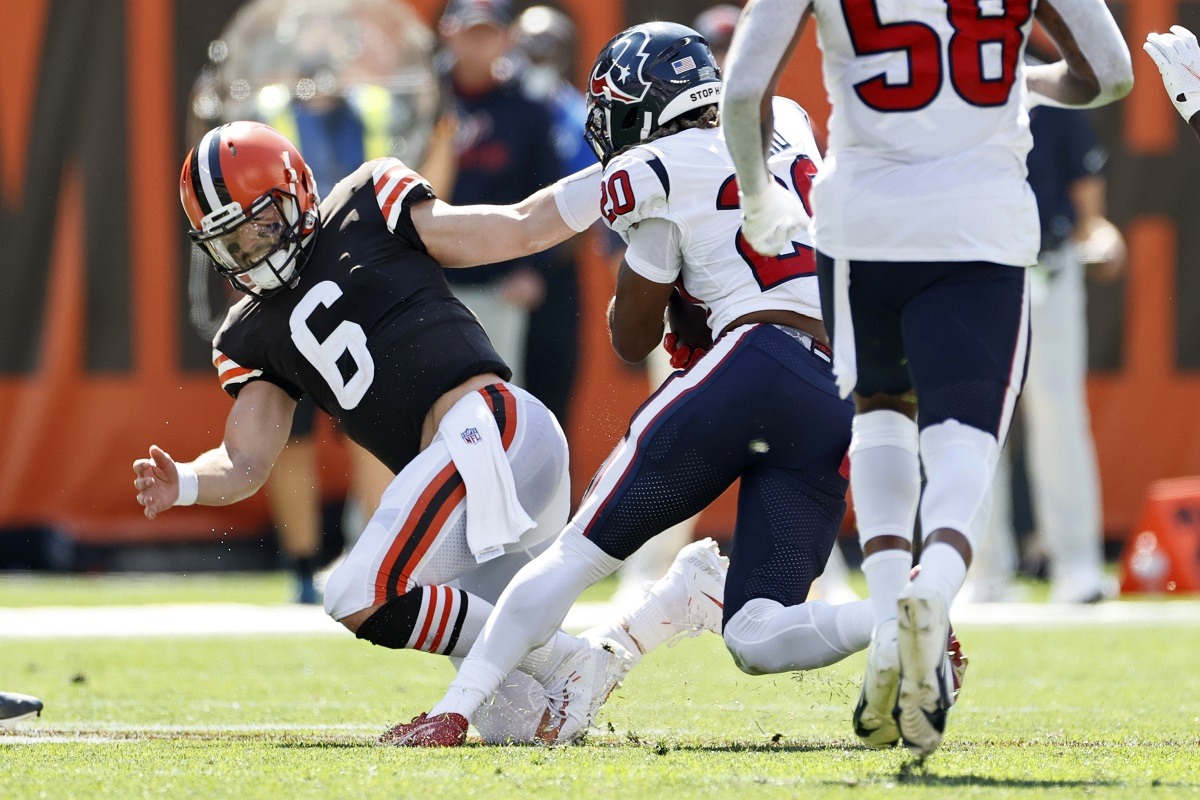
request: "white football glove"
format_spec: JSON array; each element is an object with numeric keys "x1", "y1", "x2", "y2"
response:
[
  {"x1": 740, "y1": 182, "x2": 808, "y2": 257},
  {"x1": 1144, "y1": 25, "x2": 1200, "y2": 123}
]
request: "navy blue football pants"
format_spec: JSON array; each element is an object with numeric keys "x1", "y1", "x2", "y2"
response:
[{"x1": 568, "y1": 323, "x2": 853, "y2": 624}]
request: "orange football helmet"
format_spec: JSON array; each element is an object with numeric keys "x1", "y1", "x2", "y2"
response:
[{"x1": 180, "y1": 121, "x2": 319, "y2": 297}]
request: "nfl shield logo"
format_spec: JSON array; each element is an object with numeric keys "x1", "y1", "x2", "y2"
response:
[{"x1": 461, "y1": 427, "x2": 482, "y2": 444}]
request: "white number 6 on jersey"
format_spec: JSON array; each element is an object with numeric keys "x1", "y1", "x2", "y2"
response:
[{"x1": 289, "y1": 281, "x2": 375, "y2": 409}]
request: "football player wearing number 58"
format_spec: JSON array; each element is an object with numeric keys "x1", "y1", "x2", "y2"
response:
[
  {"x1": 1145, "y1": 25, "x2": 1200, "y2": 141},
  {"x1": 133, "y1": 122, "x2": 707, "y2": 746},
  {"x1": 721, "y1": 0, "x2": 1132, "y2": 757}
]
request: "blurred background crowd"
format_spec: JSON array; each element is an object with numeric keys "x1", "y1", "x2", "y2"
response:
[{"x1": 2, "y1": 0, "x2": 1199, "y2": 607}]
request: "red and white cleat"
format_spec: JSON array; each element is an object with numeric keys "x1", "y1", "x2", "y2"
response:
[{"x1": 379, "y1": 712, "x2": 468, "y2": 747}]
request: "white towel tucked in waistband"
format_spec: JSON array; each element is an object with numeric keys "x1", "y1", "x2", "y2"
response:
[
  {"x1": 438, "y1": 391, "x2": 536, "y2": 564},
  {"x1": 832, "y1": 256, "x2": 858, "y2": 399}
]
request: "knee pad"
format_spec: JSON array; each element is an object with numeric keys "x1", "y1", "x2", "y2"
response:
[
  {"x1": 322, "y1": 559, "x2": 356, "y2": 620},
  {"x1": 919, "y1": 420, "x2": 1000, "y2": 548},
  {"x1": 354, "y1": 590, "x2": 426, "y2": 650},
  {"x1": 850, "y1": 409, "x2": 919, "y2": 455},
  {"x1": 723, "y1": 601, "x2": 769, "y2": 676},
  {"x1": 722, "y1": 599, "x2": 787, "y2": 676},
  {"x1": 849, "y1": 410, "x2": 920, "y2": 544}
]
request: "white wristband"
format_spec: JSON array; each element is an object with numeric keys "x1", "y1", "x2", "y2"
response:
[{"x1": 174, "y1": 463, "x2": 199, "y2": 507}]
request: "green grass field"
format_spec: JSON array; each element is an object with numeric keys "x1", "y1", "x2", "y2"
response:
[{"x1": 2, "y1": 574, "x2": 1198, "y2": 799}]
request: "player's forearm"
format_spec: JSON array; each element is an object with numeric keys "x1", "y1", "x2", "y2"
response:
[
  {"x1": 188, "y1": 444, "x2": 272, "y2": 506},
  {"x1": 722, "y1": 0, "x2": 810, "y2": 199},
  {"x1": 1029, "y1": 0, "x2": 1132, "y2": 109},
  {"x1": 607, "y1": 295, "x2": 661, "y2": 364},
  {"x1": 1068, "y1": 176, "x2": 1106, "y2": 243},
  {"x1": 433, "y1": 166, "x2": 601, "y2": 268}
]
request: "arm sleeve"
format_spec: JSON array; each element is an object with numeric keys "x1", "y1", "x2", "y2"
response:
[
  {"x1": 369, "y1": 158, "x2": 437, "y2": 250},
  {"x1": 623, "y1": 217, "x2": 684, "y2": 285},
  {"x1": 721, "y1": 0, "x2": 813, "y2": 199},
  {"x1": 1036, "y1": 0, "x2": 1134, "y2": 109}
]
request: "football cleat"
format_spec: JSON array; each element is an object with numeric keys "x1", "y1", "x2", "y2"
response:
[
  {"x1": 379, "y1": 712, "x2": 468, "y2": 747},
  {"x1": 652, "y1": 538, "x2": 729, "y2": 644},
  {"x1": 0, "y1": 692, "x2": 43, "y2": 728},
  {"x1": 853, "y1": 619, "x2": 901, "y2": 748},
  {"x1": 894, "y1": 582, "x2": 955, "y2": 757},
  {"x1": 535, "y1": 637, "x2": 633, "y2": 744}
]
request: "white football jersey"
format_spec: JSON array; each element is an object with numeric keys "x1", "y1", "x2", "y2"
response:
[
  {"x1": 809, "y1": 0, "x2": 1039, "y2": 266},
  {"x1": 602, "y1": 97, "x2": 823, "y2": 339}
]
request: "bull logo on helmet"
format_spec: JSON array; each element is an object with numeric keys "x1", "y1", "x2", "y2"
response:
[{"x1": 588, "y1": 28, "x2": 654, "y2": 104}]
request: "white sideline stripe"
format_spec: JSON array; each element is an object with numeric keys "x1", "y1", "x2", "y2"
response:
[
  {"x1": 0, "y1": 599, "x2": 1197, "y2": 640},
  {"x1": 0, "y1": 723, "x2": 383, "y2": 746}
]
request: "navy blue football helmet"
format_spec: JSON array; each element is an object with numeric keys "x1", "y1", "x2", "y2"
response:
[{"x1": 584, "y1": 22, "x2": 722, "y2": 164}]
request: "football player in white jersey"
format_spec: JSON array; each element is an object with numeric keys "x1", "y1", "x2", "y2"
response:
[
  {"x1": 720, "y1": 0, "x2": 1132, "y2": 756},
  {"x1": 387, "y1": 22, "x2": 965, "y2": 748}
]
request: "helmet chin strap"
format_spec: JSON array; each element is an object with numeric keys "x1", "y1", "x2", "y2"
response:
[{"x1": 242, "y1": 249, "x2": 293, "y2": 292}]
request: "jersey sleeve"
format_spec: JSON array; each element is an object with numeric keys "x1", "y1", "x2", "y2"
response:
[
  {"x1": 623, "y1": 217, "x2": 684, "y2": 284},
  {"x1": 211, "y1": 348, "x2": 302, "y2": 400},
  {"x1": 370, "y1": 158, "x2": 437, "y2": 249},
  {"x1": 600, "y1": 148, "x2": 671, "y2": 243}
]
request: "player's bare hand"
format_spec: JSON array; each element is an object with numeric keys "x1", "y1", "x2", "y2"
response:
[
  {"x1": 1077, "y1": 217, "x2": 1127, "y2": 283},
  {"x1": 1144, "y1": 26, "x2": 1200, "y2": 123},
  {"x1": 132, "y1": 445, "x2": 179, "y2": 520},
  {"x1": 740, "y1": 182, "x2": 807, "y2": 257}
]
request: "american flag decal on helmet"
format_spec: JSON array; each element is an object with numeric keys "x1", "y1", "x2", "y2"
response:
[
  {"x1": 672, "y1": 56, "x2": 696, "y2": 74},
  {"x1": 372, "y1": 159, "x2": 432, "y2": 233}
]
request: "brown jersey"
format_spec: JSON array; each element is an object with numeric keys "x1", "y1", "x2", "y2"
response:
[{"x1": 212, "y1": 158, "x2": 510, "y2": 474}]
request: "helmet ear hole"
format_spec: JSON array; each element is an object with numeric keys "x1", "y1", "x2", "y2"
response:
[{"x1": 620, "y1": 107, "x2": 641, "y2": 131}]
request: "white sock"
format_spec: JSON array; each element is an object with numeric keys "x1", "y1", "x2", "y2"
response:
[
  {"x1": 722, "y1": 598, "x2": 874, "y2": 674},
  {"x1": 861, "y1": 549, "x2": 912, "y2": 629},
  {"x1": 619, "y1": 589, "x2": 679, "y2": 655},
  {"x1": 517, "y1": 631, "x2": 586, "y2": 684},
  {"x1": 849, "y1": 410, "x2": 920, "y2": 629},
  {"x1": 917, "y1": 542, "x2": 969, "y2": 609},
  {"x1": 583, "y1": 621, "x2": 644, "y2": 667},
  {"x1": 430, "y1": 656, "x2": 508, "y2": 719}
]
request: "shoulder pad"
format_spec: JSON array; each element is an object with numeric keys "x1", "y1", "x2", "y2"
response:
[
  {"x1": 370, "y1": 158, "x2": 435, "y2": 233},
  {"x1": 601, "y1": 146, "x2": 671, "y2": 240},
  {"x1": 767, "y1": 97, "x2": 821, "y2": 163}
]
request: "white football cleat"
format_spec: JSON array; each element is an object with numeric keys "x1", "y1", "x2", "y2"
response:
[
  {"x1": 852, "y1": 619, "x2": 900, "y2": 748},
  {"x1": 895, "y1": 582, "x2": 954, "y2": 757},
  {"x1": 651, "y1": 537, "x2": 729, "y2": 643},
  {"x1": 536, "y1": 636, "x2": 633, "y2": 745}
]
